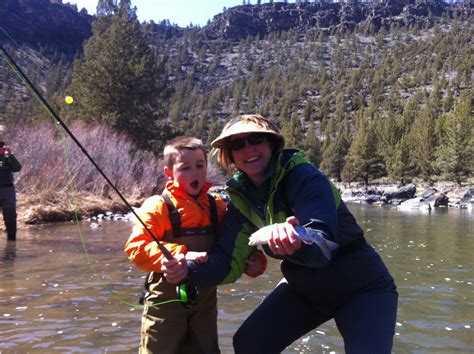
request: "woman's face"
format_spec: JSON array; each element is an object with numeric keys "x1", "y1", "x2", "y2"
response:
[{"x1": 228, "y1": 133, "x2": 273, "y2": 186}]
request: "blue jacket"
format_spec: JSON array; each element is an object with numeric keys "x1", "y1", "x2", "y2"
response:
[{"x1": 188, "y1": 149, "x2": 365, "y2": 287}]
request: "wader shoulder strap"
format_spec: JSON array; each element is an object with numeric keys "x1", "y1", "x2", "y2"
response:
[
  {"x1": 161, "y1": 194, "x2": 182, "y2": 237},
  {"x1": 143, "y1": 194, "x2": 217, "y2": 293},
  {"x1": 161, "y1": 193, "x2": 218, "y2": 237}
]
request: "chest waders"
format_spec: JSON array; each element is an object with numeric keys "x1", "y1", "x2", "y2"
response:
[{"x1": 139, "y1": 193, "x2": 218, "y2": 308}]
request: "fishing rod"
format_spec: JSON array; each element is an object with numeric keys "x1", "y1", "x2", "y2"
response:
[{"x1": 0, "y1": 45, "x2": 197, "y2": 307}]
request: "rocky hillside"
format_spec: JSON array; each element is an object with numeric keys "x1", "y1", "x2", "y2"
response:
[
  {"x1": 1, "y1": 0, "x2": 471, "y2": 56},
  {"x1": 0, "y1": 0, "x2": 92, "y2": 57},
  {"x1": 203, "y1": 0, "x2": 471, "y2": 41}
]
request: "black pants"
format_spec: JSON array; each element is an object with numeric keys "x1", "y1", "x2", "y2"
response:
[
  {"x1": 3, "y1": 207, "x2": 17, "y2": 240},
  {"x1": 0, "y1": 186, "x2": 17, "y2": 241},
  {"x1": 234, "y1": 244, "x2": 398, "y2": 354}
]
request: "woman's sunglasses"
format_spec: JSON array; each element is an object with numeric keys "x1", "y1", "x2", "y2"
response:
[{"x1": 227, "y1": 133, "x2": 267, "y2": 151}]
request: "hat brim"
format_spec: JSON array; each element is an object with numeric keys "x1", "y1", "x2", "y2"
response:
[{"x1": 211, "y1": 121, "x2": 283, "y2": 148}]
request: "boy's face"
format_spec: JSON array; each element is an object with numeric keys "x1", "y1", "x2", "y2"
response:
[{"x1": 165, "y1": 148, "x2": 207, "y2": 196}]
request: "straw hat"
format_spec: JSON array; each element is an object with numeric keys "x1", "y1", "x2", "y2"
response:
[{"x1": 211, "y1": 114, "x2": 284, "y2": 149}]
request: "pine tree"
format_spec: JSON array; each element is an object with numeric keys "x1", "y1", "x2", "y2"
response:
[
  {"x1": 303, "y1": 98, "x2": 314, "y2": 121},
  {"x1": 281, "y1": 112, "x2": 305, "y2": 149},
  {"x1": 320, "y1": 123, "x2": 351, "y2": 182},
  {"x1": 433, "y1": 93, "x2": 473, "y2": 185},
  {"x1": 389, "y1": 134, "x2": 412, "y2": 185},
  {"x1": 342, "y1": 112, "x2": 384, "y2": 185},
  {"x1": 409, "y1": 104, "x2": 436, "y2": 182},
  {"x1": 375, "y1": 113, "x2": 411, "y2": 183},
  {"x1": 67, "y1": 4, "x2": 171, "y2": 151},
  {"x1": 305, "y1": 122, "x2": 322, "y2": 167}
]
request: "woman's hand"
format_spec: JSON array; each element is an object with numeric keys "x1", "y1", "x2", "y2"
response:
[
  {"x1": 186, "y1": 251, "x2": 208, "y2": 264},
  {"x1": 162, "y1": 254, "x2": 188, "y2": 284},
  {"x1": 267, "y1": 216, "x2": 302, "y2": 256}
]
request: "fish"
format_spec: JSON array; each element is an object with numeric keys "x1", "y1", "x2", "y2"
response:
[{"x1": 248, "y1": 224, "x2": 339, "y2": 259}]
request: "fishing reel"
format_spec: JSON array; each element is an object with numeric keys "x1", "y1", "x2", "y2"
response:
[{"x1": 176, "y1": 281, "x2": 198, "y2": 308}]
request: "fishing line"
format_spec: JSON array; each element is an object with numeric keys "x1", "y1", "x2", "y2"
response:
[{"x1": 0, "y1": 43, "x2": 193, "y2": 308}]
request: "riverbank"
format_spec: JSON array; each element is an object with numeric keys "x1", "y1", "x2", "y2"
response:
[{"x1": 3, "y1": 192, "x2": 141, "y2": 230}]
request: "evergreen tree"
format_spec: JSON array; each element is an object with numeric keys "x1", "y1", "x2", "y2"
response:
[
  {"x1": 303, "y1": 98, "x2": 314, "y2": 121},
  {"x1": 96, "y1": 0, "x2": 117, "y2": 16},
  {"x1": 342, "y1": 112, "x2": 384, "y2": 185},
  {"x1": 433, "y1": 93, "x2": 473, "y2": 185},
  {"x1": 320, "y1": 123, "x2": 351, "y2": 182},
  {"x1": 375, "y1": 113, "x2": 410, "y2": 183},
  {"x1": 305, "y1": 122, "x2": 322, "y2": 167},
  {"x1": 389, "y1": 134, "x2": 412, "y2": 185},
  {"x1": 409, "y1": 104, "x2": 436, "y2": 182},
  {"x1": 67, "y1": 4, "x2": 171, "y2": 151},
  {"x1": 281, "y1": 112, "x2": 305, "y2": 149}
]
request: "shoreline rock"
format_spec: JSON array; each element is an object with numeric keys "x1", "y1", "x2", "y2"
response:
[{"x1": 335, "y1": 182, "x2": 473, "y2": 211}]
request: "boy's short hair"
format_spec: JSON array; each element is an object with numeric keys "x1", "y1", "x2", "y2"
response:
[{"x1": 163, "y1": 136, "x2": 207, "y2": 169}]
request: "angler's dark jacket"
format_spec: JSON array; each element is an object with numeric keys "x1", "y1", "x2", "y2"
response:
[
  {"x1": 0, "y1": 153, "x2": 21, "y2": 187},
  {"x1": 188, "y1": 149, "x2": 367, "y2": 287}
]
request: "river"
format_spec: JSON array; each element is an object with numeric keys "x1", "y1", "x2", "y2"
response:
[{"x1": 0, "y1": 204, "x2": 472, "y2": 353}]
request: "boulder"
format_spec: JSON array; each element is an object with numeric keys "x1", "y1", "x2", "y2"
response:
[
  {"x1": 383, "y1": 184, "x2": 416, "y2": 201},
  {"x1": 397, "y1": 197, "x2": 431, "y2": 211}
]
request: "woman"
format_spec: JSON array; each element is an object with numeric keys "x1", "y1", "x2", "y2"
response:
[{"x1": 188, "y1": 114, "x2": 398, "y2": 353}]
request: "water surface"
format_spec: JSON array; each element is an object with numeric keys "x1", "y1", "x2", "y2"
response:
[{"x1": 0, "y1": 204, "x2": 472, "y2": 352}]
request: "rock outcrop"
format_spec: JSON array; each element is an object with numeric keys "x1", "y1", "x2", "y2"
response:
[
  {"x1": 0, "y1": 0, "x2": 92, "y2": 57},
  {"x1": 203, "y1": 0, "x2": 471, "y2": 41},
  {"x1": 1, "y1": 0, "x2": 471, "y2": 55}
]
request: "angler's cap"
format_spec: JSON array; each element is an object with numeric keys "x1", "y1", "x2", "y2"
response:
[{"x1": 211, "y1": 114, "x2": 284, "y2": 149}]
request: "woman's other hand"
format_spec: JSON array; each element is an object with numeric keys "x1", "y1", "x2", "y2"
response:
[
  {"x1": 267, "y1": 216, "x2": 302, "y2": 256},
  {"x1": 245, "y1": 250, "x2": 267, "y2": 277},
  {"x1": 186, "y1": 251, "x2": 208, "y2": 264}
]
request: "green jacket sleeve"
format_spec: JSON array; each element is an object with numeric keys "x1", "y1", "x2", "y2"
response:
[{"x1": 220, "y1": 225, "x2": 256, "y2": 284}]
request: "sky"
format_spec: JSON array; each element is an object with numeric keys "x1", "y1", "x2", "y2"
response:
[{"x1": 70, "y1": 0, "x2": 250, "y2": 27}]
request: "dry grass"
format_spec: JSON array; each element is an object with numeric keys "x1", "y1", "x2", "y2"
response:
[
  {"x1": 14, "y1": 191, "x2": 140, "y2": 226},
  {"x1": 9, "y1": 121, "x2": 166, "y2": 197}
]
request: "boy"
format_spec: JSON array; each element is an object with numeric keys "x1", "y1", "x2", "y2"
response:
[{"x1": 124, "y1": 136, "x2": 266, "y2": 354}]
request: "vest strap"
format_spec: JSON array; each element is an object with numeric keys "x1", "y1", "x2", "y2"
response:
[{"x1": 162, "y1": 194, "x2": 182, "y2": 237}]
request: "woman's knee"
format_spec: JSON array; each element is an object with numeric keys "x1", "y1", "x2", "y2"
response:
[{"x1": 233, "y1": 324, "x2": 252, "y2": 353}]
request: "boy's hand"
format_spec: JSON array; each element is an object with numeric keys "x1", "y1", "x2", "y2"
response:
[
  {"x1": 245, "y1": 250, "x2": 267, "y2": 277},
  {"x1": 162, "y1": 254, "x2": 188, "y2": 284},
  {"x1": 186, "y1": 251, "x2": 208, "y2": 264}
]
